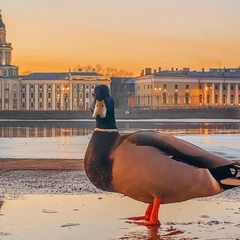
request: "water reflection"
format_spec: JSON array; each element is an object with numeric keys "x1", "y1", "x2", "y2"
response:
[{"x1": 0, "y1": 121, "x2": 240, "y2": 138}]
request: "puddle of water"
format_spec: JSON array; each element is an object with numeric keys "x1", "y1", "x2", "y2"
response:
[{"x1": 0, "y1": 194, "x2": 239, "y2": 240}]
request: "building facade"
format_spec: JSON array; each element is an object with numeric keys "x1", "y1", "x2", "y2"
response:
[
  {"x1": 110, "y1": 77, "x2": 135, "y2": 109},
  {"x1": 136, "y1": 68, "x2": 240, "y2": 109},
  {"x1": 20, "y1": 71, "x2": 109, "y2": 111}
]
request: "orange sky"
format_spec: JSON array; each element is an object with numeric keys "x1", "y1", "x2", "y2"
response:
[{"x1": 1, "y1": 0, "x2": 240, "y2": 76}]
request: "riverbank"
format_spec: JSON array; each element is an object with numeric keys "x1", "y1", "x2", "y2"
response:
[
  {"x1": 0, "y1": 158, "x2": 84, "y2": 171},
  {"x1": 1, "y1": 107, "x2": 240, "y2": 120}
]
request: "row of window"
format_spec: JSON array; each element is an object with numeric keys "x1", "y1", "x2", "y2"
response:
[
  {"x1": 21, "y1": 91, "x2": 90, "y2": 100},
  {"x1": 139, "y1": 84, "x2": 240, "y2": 91},
  {"x1": 21, "y1": 84, "x2": 95, "y2": 91},
  {"x1": 138, "y1": 92, "x2": 240, "y2": 106}
]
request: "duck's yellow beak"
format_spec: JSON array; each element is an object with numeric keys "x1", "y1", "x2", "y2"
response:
[{"x1": 92, "y1": 100, "x2": 107, "y2": 118}]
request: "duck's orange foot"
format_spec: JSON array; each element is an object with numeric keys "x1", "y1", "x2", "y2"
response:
[
  {"x1": 126, "y1": 218, "x2": 160, "y2": 227},
  {"x1": 123, "y1": 198, "x2": 161, "y2": 227},
  {"x1": 124, "y1": 216, "x2": 148, "y2": 221},
  {"x1": 135, "y1": 219, "x2": 161, "y2": 227}
]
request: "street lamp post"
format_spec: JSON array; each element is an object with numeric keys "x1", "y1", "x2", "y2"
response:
[
  {"x1": 62, "y1": 85, "x2": 69, "y2": 110},
  {"x1": 154, "y1": 87, "x2": 161, "y2": 109}
]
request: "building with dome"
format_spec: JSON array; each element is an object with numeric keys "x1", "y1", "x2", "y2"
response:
[{"x1": 0, "y1": 10, "x2": 19, "y2": 110}]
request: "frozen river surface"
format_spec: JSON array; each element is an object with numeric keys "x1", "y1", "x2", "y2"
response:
[{"x1": 0, "y1": 133, "x2": 240, "y2": 160}]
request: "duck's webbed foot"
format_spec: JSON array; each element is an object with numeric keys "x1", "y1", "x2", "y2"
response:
[{"x1": 123, "y1": 198, "x2": 161, "y2": 227}]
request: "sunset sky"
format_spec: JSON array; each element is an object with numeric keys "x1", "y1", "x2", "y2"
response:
[{"x1": 1, "y1": 0, "x2": 240, "y2": 75}]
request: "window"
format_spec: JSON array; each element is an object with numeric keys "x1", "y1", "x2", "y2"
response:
[
  {"x1": 185, "y1": 93, "x2": 190, "y2": 104},
  {"x1": 215, "y1": 85, "x2": 219, "y2": 90},
  {"x1": 231, "y1": 95, "x2": 234, "y2": 105},
  {"x1": 199, "y1": 94, "x2": 203, "y2": 104},
  {"x1": 74, "y1": 92, "x2": 77, "y2": 99},
  {"x1": 30, "y1": 92, "x2": 34, "y2": 98},
  {"x1": 175, "y1": 84, "x2": 178, "y2": 90},
  {"x1": 173, "y1": 93, "x2": 178, "y2": 104},
  {"x1": 186, "y1": 85, "x2": 189, "y2": 90},
  {"x1": 231, "y1": 85, "x2": 234, "y2": 91},
  {"x1": 5, "y1": 52, "x2": 10, "y2": 65},
  {"x1": 215, "y1": 95, "x2": 218, "y2": 104},
  {"x1": 163, "y1": 84, "x2": 167, "y2": 89},
  {"x1": 223, "y1": 94, "x2": 226, "y2": 104},
  {"x1": 39, "y1": 92, "x2": 43, "y2": 99},
  {"x1": 223, "y1": 85, "x2": 226, "y2": 91},
  {"x1": 207, "y1": 94, "x2": 210, "y2": 105},
  {"x1": 199, "y1": 84, "x2": 203, "y2": 90},
  {"x1": 163, "y1": 93, "x2": 167, "y2": 104}
]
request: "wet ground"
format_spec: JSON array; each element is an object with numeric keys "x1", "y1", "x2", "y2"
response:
[{"x1": 0, "y1": 193, "x2": 239, "y2": 240}]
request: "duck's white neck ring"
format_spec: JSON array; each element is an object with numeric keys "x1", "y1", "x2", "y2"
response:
[{"x1": 94, "y1": 128, "x2": 119, "y2": 132}]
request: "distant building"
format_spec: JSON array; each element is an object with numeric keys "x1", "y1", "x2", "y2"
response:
[
  {"x1": 0, "y1": 11, "x2": 19, "y2": 110},
  {"x1": 136, "y1": 67, "x2": 240, "y2": 109},
  {"x1": 20, "y1": 71, "x2": 109, "y2": 110},
  {"x1": 110, "y1": 77, "x2": 135, "y2": 110}
]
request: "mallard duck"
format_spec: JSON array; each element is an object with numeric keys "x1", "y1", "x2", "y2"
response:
[{"x1": 84, "y1": 84, "x2": 240, "y2": 226}]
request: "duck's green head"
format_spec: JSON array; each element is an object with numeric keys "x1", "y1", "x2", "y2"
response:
[{"x1": 91, "y1": 85, "x2": 117, "y2": 129}]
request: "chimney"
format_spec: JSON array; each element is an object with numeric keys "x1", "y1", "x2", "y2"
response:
[
  {"x1": 202, "y1": 68, "x2": 205, "y2": 72},
  {"x1": 145, "y1": 68, "x2": 152, "y2": 75},
  {"x1": 141, "y1": 69, "x2": 144, "y2": 76},
  {"x1": 158, "y1": 67, "x2": 161, "y2": 72}
]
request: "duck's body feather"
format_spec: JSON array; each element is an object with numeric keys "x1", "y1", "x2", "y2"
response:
[{"x1": 85, "y1": 129, "x2": 228, "y2": 204}]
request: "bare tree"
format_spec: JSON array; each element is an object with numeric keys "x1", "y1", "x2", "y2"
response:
[
  {"x1": 73, "y1": 64, "x2": 134, "y2": 78},
  {"x1": 21, "y1": 70, "x2": 32, "y2": 75}
]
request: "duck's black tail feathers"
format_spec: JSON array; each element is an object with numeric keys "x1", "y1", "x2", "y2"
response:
[{"x1": 209, "y1": 163, "x2": 240, "y2": 190}]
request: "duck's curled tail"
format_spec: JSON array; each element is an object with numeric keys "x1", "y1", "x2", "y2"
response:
[{"x1": 209, "y1": 162, "x2": 240, "y2": 190}]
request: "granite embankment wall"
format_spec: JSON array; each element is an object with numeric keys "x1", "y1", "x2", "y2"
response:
[{"x1": 0, "y1": 107, "x2": 240, "y2": 120}]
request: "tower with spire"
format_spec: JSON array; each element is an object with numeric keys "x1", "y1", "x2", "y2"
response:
[
  {"x1": 0, "y1": 10, "x2": 19, "y2": 110},
  {"x1": 0, "y1": 10, "x2": 18, "y2": 77}
]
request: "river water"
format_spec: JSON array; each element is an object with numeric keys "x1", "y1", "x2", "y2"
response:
[{"x1": 0, "y1": 119, "x2": 240, "y2": 159}]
